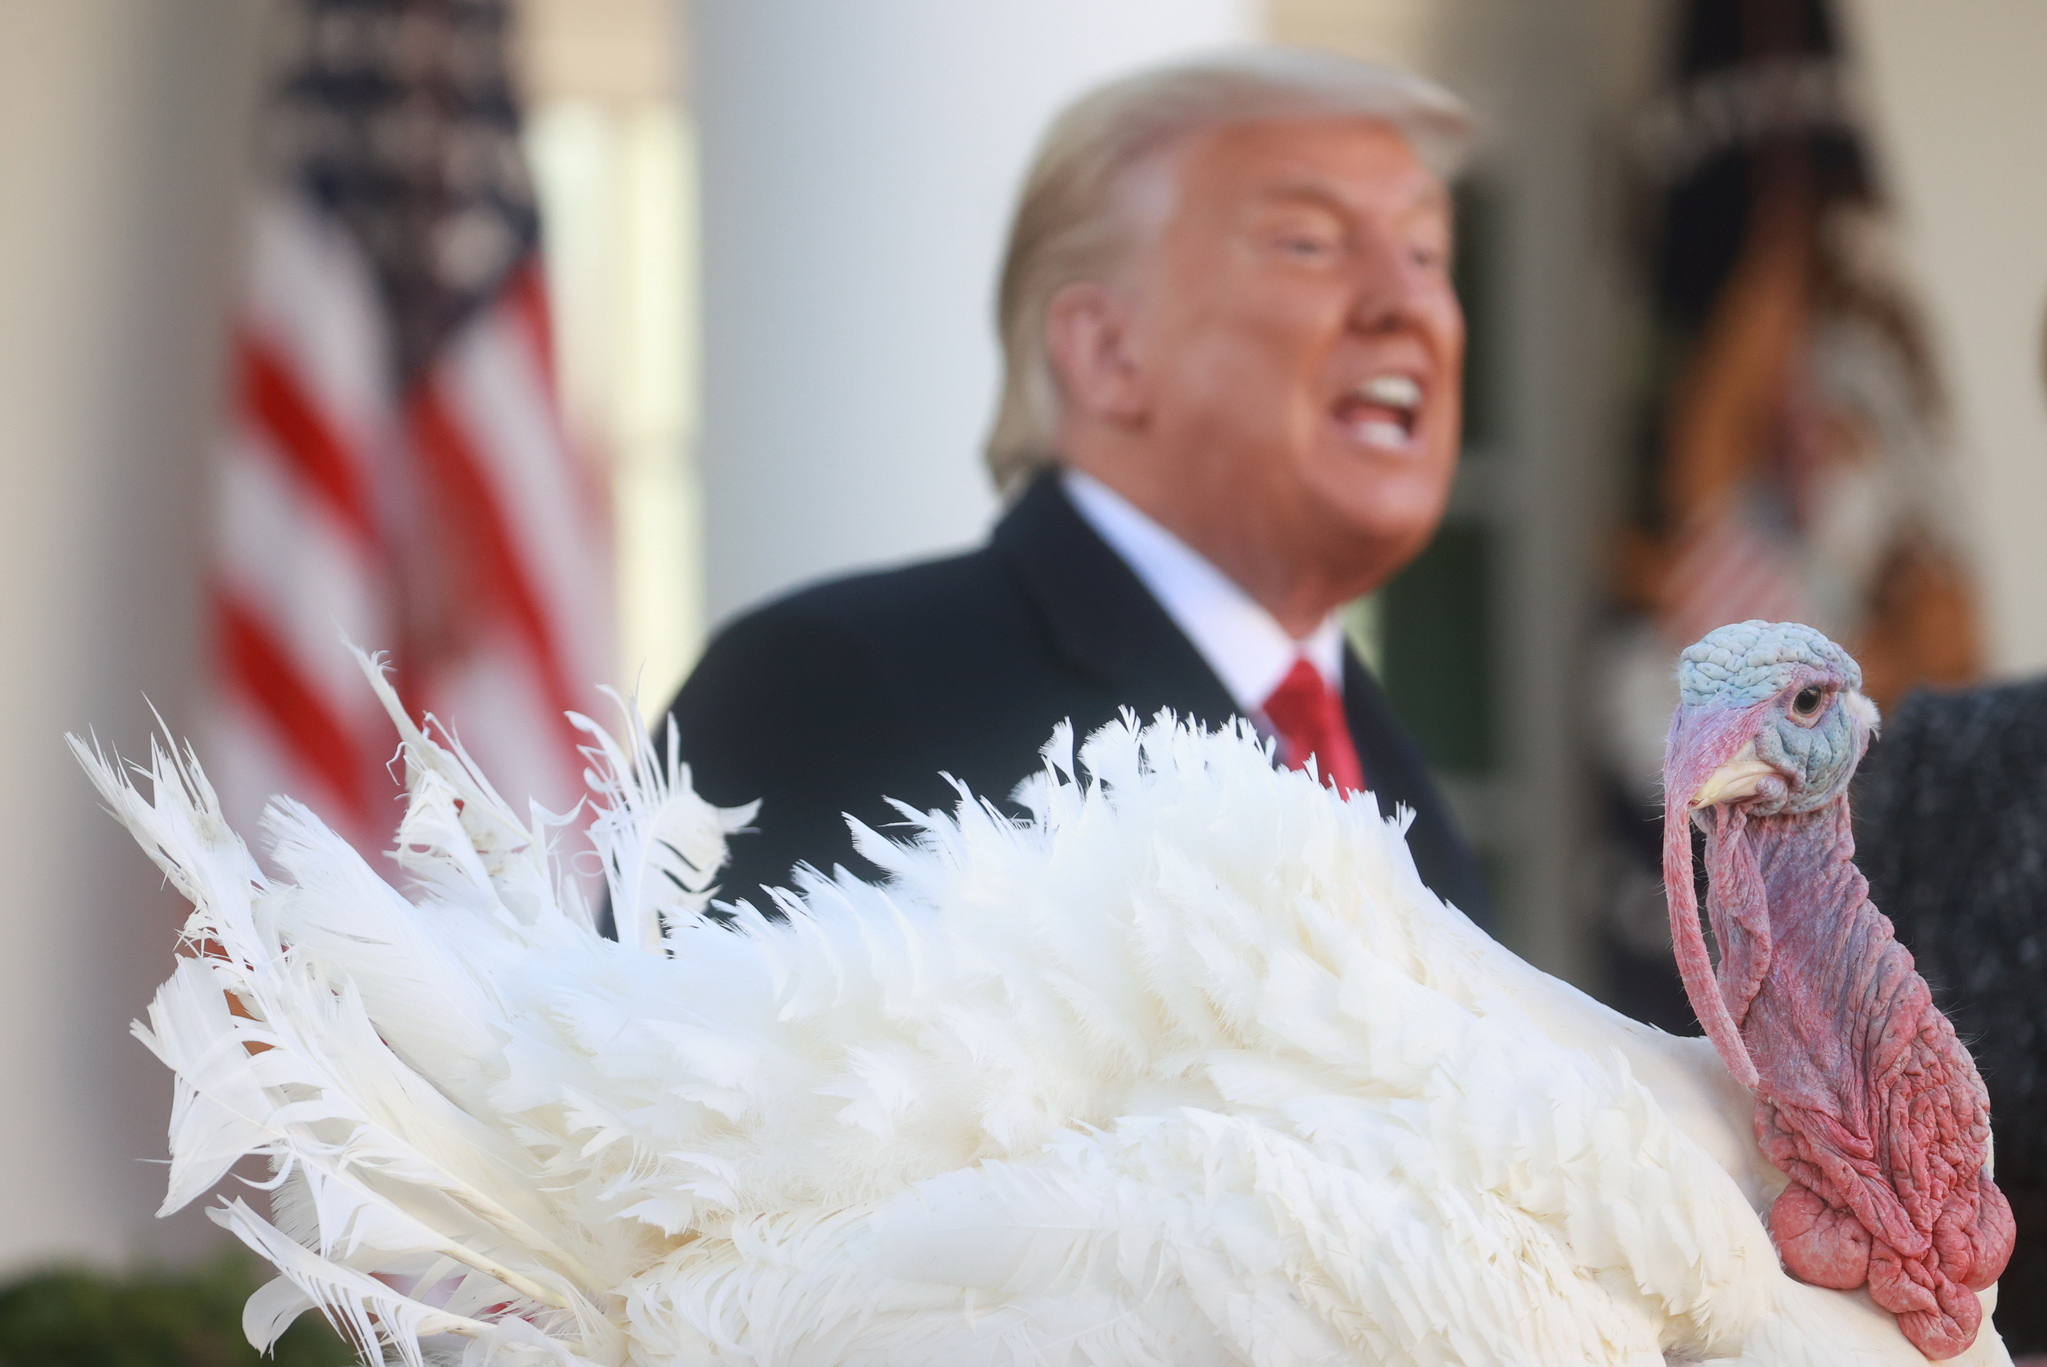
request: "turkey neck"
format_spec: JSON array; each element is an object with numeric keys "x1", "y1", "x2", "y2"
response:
[
  {"x1": 1703, "y1": 789, "x2": 1996, "y2": 1242},
  {"x1": 1700, "y1": 795, "x2": 1906, "y2": 1119}
]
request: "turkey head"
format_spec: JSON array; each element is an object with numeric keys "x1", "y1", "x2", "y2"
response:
[{"x1": 1662, "y1": 620, "x2": 2015, "y2": 1360}]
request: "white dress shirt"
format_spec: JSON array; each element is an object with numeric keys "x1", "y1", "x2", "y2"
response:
[{"x1": 1061, "y1": 470, "x2": 1346, "y2": 715}]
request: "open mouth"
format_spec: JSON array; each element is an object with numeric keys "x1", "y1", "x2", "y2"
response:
[{"x1": 1333, "y1": 374, "x2": 1423, "y2": 451}]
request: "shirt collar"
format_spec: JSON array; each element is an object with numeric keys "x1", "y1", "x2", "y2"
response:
[{"x1": 1062, "y1": 469, "x2": 1345, "y2": 713}]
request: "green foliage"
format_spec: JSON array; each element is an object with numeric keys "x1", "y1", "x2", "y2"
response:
[{"x1": 0, "y1": 1249, "x2": 356, "y2": 1367}]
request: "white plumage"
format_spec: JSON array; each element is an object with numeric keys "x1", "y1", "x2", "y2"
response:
[{"x1": 77, "y1": 655, "x2": 2008, "y2": 1366}]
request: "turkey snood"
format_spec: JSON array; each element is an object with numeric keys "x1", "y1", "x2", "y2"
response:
[{"x1": 1662, "y1": 621, "x2": 2015, "y2": 1360}]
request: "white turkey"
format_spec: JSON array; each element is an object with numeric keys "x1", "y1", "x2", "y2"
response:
[{"x1": 77, "y1": 621, "x2": 2013, "y2": 1365}]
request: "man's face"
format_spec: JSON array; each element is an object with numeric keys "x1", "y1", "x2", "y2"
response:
[{"x1": 1118, "y1": 116, "x2": 1464, "y2": 588}]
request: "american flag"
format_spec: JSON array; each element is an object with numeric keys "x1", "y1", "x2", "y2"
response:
[
  {"x1": 211, "y1": 0, "x2": 611, "y2": 855},
  {"x1": 1658, "y1": 494, "x2": 1811, "y2": 653}
]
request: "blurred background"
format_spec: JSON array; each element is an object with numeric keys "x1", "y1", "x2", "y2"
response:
[{"x1": 2, "y1": 0, "x2": 2043, "y2": 1322}]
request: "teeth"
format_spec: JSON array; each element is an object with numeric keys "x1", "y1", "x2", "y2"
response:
[
  {"x1": 1356, "y1": 374, "x2": 1422, "y2": 411},
  {"x1": 1352, "y1": 420, "x2": 1409, "y2": 450}
]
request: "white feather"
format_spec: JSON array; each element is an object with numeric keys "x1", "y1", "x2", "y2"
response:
[
  {"x1": 77, "y1": 665, "x2": 2010, "y2": 1367},
  {"x1": 573, "y1": 690, "x2": 757, "y2": 952}
]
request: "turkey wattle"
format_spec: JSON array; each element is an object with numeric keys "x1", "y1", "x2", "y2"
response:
[
  {"x1": 77, "y1": 631, "x2": 2012, "y2": 1366},
  {"x1": 1663, "y1": 621, "x2": 2015, "y2": 1358}
]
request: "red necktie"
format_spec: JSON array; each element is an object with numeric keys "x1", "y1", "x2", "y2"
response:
[{"x1": 1262, "y1": 657, "x2": 1366, "y2": 795}]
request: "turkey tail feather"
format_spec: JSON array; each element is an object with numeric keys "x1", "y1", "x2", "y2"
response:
[
  {"x1": 65, "y1": 655, "x2": 761, "y2": 1367},
  {"x1": 572, "y1": 691, "x2": 756, "y2": 952}
]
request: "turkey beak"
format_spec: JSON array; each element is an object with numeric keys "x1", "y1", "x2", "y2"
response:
[{"x1": 1688, "y1": 740, "x2": 1780, "y2": 809}]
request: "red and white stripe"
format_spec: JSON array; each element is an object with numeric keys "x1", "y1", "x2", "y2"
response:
[
  {"x1": 403, "y1": 259, "x2": 613, "y2": 829},
  {"x1": 210, "y1": 196, "x2": 398, "y2": 851},
  {"x1": 1660, "y1": 502, "x2": 1810, "y2": 650},
  {"x1": 208, "y1": 193, "x2": 610, "y2": 856}
]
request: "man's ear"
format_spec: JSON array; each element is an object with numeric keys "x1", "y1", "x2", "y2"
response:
[{"x1": 1044, "y1": 281, "x2": 1148, "y2": 424}]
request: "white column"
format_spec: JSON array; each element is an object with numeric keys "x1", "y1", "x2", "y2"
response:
[
  {"x1": 0, "y1": 0, "x2": 258, "y2": 1274},
  {"x1": 691, "y1": 0, "x2": 1258, "y2": 624},
  {"x1": 1846, "y1": 0, "x2": 2047, "y2": 677}
]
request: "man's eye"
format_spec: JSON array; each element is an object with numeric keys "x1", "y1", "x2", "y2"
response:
[{"x1": 1277, "y1": 235, "x2": 1336, "y2": 257}]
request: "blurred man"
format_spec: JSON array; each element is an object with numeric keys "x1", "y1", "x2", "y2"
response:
[{"x1": 665, "y1": 49, "x2": 1492, "y2": 923}]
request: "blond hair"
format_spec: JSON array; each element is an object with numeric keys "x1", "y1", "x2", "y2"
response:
[{"x1": 984, "y1": 47, "x2": 1474, "y2": 496}]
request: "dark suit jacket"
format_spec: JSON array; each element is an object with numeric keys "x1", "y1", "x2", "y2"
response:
[
  {"x1": 663, "y1": 472, "x2": 1493, "y2": 926},
  {"x1": 1851, "y1": 678, "x2": 2047, "y2": 1351}
]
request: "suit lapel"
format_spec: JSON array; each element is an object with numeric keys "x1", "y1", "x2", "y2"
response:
[
  {"x1": 992, "y1": 472, "x2": 1243, "y2": 726},
  {"x1": 995, "y1": 477, "x2": 1492, "y2": 921},
  {"x1": 1342, "y1": 649, "x2": 1419, "y2": 810},
  {"x1": 1343, "y1": 649, "x2": 1494, "y2": 924},
  {"x1": 994, "y1": 474, "x2": 1462, "y2": 856}
]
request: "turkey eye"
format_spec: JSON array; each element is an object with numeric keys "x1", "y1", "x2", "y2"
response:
[{"x1": 1792, "y1": 686, "x2": 1825, "y2": 718}]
